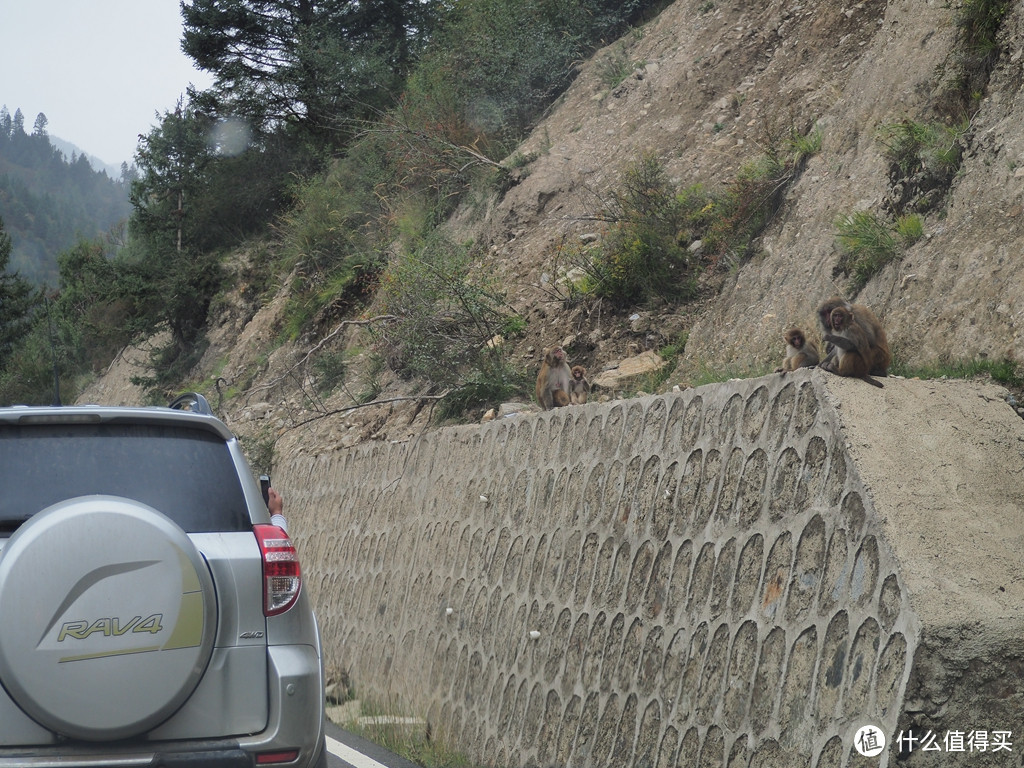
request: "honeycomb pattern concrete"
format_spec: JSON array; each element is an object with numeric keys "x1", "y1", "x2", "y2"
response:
[{"x1": 280, "y1": 371, "x2": 921, "y2": 766}]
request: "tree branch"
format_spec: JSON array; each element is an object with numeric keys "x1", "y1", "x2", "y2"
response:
[
  {"x1": 244, "y1": 314, "x2": 396, "y2": 402},
  {"x1": 286, "y1": 392, "x2": 450, "y2": 429}
]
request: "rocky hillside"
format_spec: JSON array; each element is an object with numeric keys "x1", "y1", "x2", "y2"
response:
[{"x1": 80, "y1": 0, "x2": 1024, "y2": 455}]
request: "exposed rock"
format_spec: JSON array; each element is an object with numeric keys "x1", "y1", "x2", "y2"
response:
[
  {"x1": 497, "y1": 402, "x2": 536, "y2": 419},
  {"x1": 591, "y1": 350, "x2": 667, "y2": 392}
]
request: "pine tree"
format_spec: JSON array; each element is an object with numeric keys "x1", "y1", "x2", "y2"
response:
[
  {"x1": 180, "y1": 0, "x2": 432, "y2": 138},
  {"x1": 0, "y1": 217, "x2": 37, "y2": 365},
  {"x1": 130, "y1": 100, "x2": 222, "y2": 353},
  {"x1": 31, "y1": 113, "x2": 48, "y2": 137}
]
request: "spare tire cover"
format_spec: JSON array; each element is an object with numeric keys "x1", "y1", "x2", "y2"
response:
[{"x1": 0, "y1": 495, "x2": 217, "y2": 741}]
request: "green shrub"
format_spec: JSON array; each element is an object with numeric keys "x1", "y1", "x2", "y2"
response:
[
  {"x1": 581, "y1": 152, "x2": 703, "y2": 306},
  {"x1": 787, "y1": 124, "x2": 823, "y2": 158},
  {"x1": 277, "y1": 150, "x2": 389, "y2": 339},
  {"x1": 835, "y1": 208, "x2": 927, "y2": 289},
  {"x1": 572, "y1": 125, "x2": 820, "y2": 307},
  {"x1": 956, "y1": 0, "x2": 1009, "y2": 56},
  {"x1": 938, "y1": 0, "x2": 1008, "y2": 116},
  {"x1": 412, "y1": 0, "x2": 660, "y2": 144},
  {"x1": 701, "y1": 124, "x2": 819, "y2": 264},
  {"x1": 597, "y1": 43, "x2": 639, "y2": 89},
  {"x1": 895, "y1": 214, "x2": 924, "y2": 246},
  {"x1": 436, "y1": 354, "x2": 531, "y2": 420},
  {"x1": 834, "y1": 211, "x2": 902, "y2": 290},
  {"x1": 876, "y1": 119, "x2": 965, "y2": 179},
  {"x1": 659, "y1": 332, "x2": 689, "y2": 361},
  {"x1": 373, "y1": 233, "x2": 527, "y2": 398},
  {"x1": 312, "y1": 350, "x2": 347, "y2": 397}
]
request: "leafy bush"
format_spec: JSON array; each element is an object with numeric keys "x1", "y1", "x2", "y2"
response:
[
  {"x1": 312, "y1": 350, "x2": 347, "y2": 397},
  {"x1": 937, "y1": 0, "x2": 1009, "y2": 116},
  {"x1": 278, "y1": 150, "x2": 389, "y2": 338},
  {"x1": 435, "y1": 356, "x2": 531, "y2": 420},
  {"x1": 690, "y1": 124, "x2": 820, "y2": 265},
  {"x1": 597, "y1": 43, "x2": 640, "y2": 89},
  {"x1": 373, "y1": 234, "x2": 527, "y2": 397},
  {"x1": 578, "y1": 152, "x2": 705, "y2": 306},
  {"x1": 407, "y1": 0, "x2": 662, "y2": 151},
  {"x1": 956, "y1": 0, "x2": 1009, "y2": 56},
  {"x1": 0, "y1": 314, "x2": 71, "y2": 406},
  {"x1": 876, "y1": 118, "x2": 969, "y2": 216},
  {"x1": 564, "y1": 125, "x2": 820, "y2": 308},
  {"x1": 834, "y1": 208, "x2": 926, "y2": 291}
]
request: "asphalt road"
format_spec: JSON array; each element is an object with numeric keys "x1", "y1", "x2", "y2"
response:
[{"x1": 324, "y1": 719, "x2": 422, "y2": 768}]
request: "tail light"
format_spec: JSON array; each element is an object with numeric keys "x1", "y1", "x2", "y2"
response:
[
  {"x1": 255, "y1": 749, "x2": 301, "y2": 764},
  {"x1": 254, "y1": 524, "x2": 301, "y2": 616}
]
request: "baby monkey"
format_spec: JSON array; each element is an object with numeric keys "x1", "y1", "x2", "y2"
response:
[
  {"x1": 569, "y1": 365, "x2": 590, "y2": 404},
  {"x1": 775, "y1": 328, "x2": 820, "y2": 373}
]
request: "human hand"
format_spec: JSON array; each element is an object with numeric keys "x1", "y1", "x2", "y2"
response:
[{"x1": 267, "y1": 487, "x2": 283, "y2": 516}]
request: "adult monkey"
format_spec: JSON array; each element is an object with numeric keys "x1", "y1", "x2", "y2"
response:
[
  {"x1": 536, "y1": 347, "x2": 572, "y2": 409},
  {"x1": 816, "y1": 296, "x2": 890, "y2": 385}
]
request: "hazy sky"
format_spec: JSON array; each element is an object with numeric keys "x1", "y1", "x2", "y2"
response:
[{"x1": 1, "y1": 1, "x2": 214, "y2": 167}]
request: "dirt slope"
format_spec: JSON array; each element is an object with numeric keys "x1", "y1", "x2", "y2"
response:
[
  {"x1": 475, "y1": 0, "x2": 1018, "y2": 373},
  {"x1": 80, "y1": 0, "x2": 1024, "y2": 446}
]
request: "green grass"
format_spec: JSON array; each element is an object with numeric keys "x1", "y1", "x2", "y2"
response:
[
  {"x1": 834, "y1": 210, "x2": 902, "y2": 291},
  {"x1": 597, "y1": 43, "x2": 639, "y2": 88},
  {"x1": 340, "y1": 697, "x2": 477, "y2": 768},
  {"x1": 891, "y1": 356, "x2": 1024, "y2": 389},
  {"x1": 686, "y1": 362, "x2": 773, "y2": 388},
  {"x1": 895, "y1": 214, "x2": 924, "y2": 246},
  {"x1": 876, "y1": 118, "x2": 968, "y2": 184}
]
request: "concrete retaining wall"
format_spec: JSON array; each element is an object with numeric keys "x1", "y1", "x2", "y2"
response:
[{"x1": 278, "y1": 370, "x2": 1024, "y2": 767}]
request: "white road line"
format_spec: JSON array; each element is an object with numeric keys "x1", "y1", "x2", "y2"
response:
[{"x1": 326, "y1": 734, "x2": 389, "y2": 768}]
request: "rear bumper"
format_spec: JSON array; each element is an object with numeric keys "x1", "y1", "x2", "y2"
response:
[
  {"x1": 0, "y1": 642, "x2": 326, "y2": 768},
  {"x1": 238, "y1": 642, "x2": 326, "y2": 766},
  {"x1": 0, "y1": 740, "x2": 252, "y2": 767}
]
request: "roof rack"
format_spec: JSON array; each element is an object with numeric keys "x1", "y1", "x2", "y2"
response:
[{"x1": 167, "y1": 392, "x2": 214, "y2": 416}]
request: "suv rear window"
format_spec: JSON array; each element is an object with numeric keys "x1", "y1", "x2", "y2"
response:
[{"x1": 0, "y1": 423, "x2": 250, "y2": 533}]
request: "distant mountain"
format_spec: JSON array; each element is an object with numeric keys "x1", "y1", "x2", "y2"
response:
[
  {"x1": 48, "y1": 135, "x2": 126, "y2": 180},
  {"x1": 0, "y1": 125, "x2": 131, "y2": 285}
]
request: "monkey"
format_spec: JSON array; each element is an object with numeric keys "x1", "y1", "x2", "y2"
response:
[
  {"x1": 820, "y1": 304, "x2": 889, "y2": 387},
  {"x1": 816, "y1": 295, "x2": 891, "y2": 377},
  {"x1": 536, "y1": 347, "x2": 572, "y2": 409},
  {"x1": 816, "y1": 295, "x2": 853, "y2": 370},
  {"x1": 569, "y1": 365, "x2": 591, "y2": 404},
  {"x1": 775, "y1": 328, "x2": 820, "y2": 373}
]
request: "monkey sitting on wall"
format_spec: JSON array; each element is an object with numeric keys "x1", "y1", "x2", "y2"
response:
[
  {"x1": 569, "y1": 365, "x2": 590, "y2": 404},
  {"x1": 817, "y1": 297, "x2": 890, "y2": 387},
  {"x1": 816, "y1": 296, "x2": 891, "y2": 376},
  {"x1": 536, "y1": 347, "x2": 572, "y2": 409},
  {"x1": 775, "y1": 328, "x2": 819, "y2": 373}
]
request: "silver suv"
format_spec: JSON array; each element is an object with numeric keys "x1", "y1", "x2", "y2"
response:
[{"x1": 0, "y1": 395, "x2": 326, "y2": 767}]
